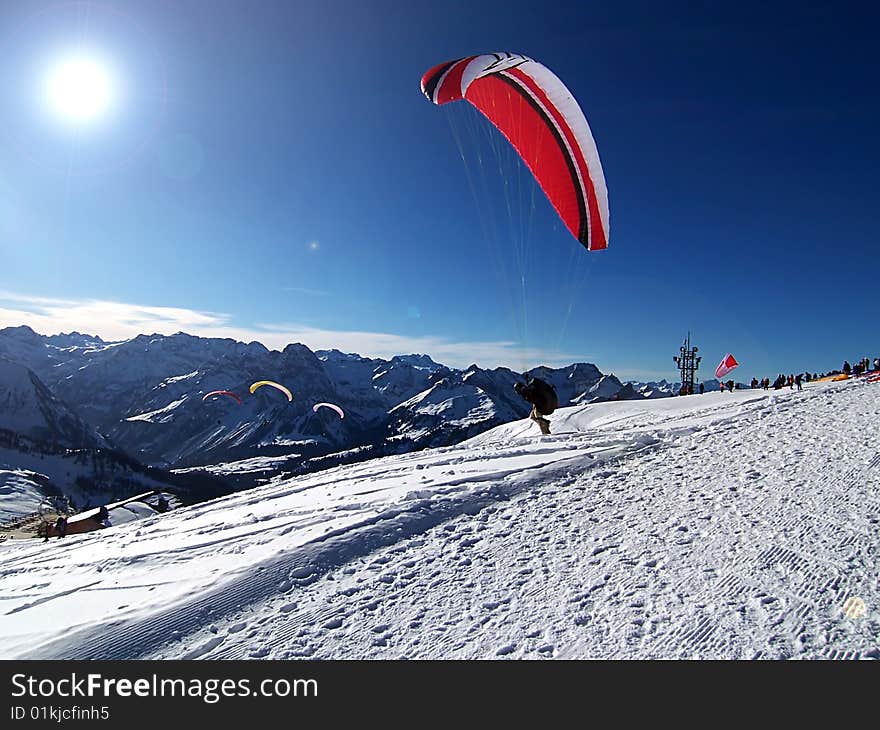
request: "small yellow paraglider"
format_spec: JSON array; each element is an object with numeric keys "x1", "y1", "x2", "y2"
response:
[{"x1": 249, "y1": 380, "x2": 293, "y2": 401}]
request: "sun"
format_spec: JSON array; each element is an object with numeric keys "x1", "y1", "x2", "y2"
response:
[{"x1": 44, "y1": 54, "x2": 115, "y2": 124}]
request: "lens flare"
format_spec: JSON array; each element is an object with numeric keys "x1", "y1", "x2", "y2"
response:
[{"x1": 843, "y1": 596, "x2": 866, "y2": 619}]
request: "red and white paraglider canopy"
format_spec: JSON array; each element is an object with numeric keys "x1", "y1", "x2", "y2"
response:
[
  {"x1": 202, "y1": 390, "x2": 242, "y2": 405},
  {"x1": 421, "y1": 53, "x2": 609, "y2": 252}
]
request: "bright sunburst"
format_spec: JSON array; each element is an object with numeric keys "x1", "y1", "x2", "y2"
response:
[{"x1": 44, "y1": 54, "x2": 115, "y2": 124}]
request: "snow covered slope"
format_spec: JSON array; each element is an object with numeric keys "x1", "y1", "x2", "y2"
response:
[
  {"x1": 0, "y1": 469, "x2": 54, "y2": 520},
  {"x1": 1, "y1": 377, "x2": 878, "y2": 660},
  {"x1": 0, "y1": 358, "x2": 107, "y2": 449}
]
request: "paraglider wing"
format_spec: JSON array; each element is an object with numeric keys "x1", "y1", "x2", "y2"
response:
[
  {"x1": 714, "y1": 354, "x2": 739, "y2": 380},
  {"x1": 202, "y1": 390, "x2": 242, "y2": 405},
  {"x1": 313, "y1": 402, "x2": 344, "y2": 419},
  {"x1": 249, "y1": 380, "x2": 293, "y2": 401},
  {"x1": 421, "y1": 52, "x2": 609, "y2": 251}
]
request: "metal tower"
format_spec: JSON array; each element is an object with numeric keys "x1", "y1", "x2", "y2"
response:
[{"x1": 673, "y1": 333, "x2": 701, "y2": 395}]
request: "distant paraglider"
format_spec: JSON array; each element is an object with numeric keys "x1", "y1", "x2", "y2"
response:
[
  {"x1": 249, "y1": 380, "x2": 293, "y2": 402},
  {"x1": 202, "y1": 390, "x2": 242, "y2": 405},
  {"x1": 313, "y1": 402, "x2": 344, "y2": 419}
]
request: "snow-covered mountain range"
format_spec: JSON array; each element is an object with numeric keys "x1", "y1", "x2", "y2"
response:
[
  {"x1": 0, "y1": 326, "x2": 673, "y2": 510},
  {"x1": 0, "y1": 326, "x2": 669, "y2": 474}
]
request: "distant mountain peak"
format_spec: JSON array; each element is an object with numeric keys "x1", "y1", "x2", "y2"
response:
[
  {"x1": 390, "y1": 353, "x2": 440, "y2": 370},
  {"x1": 0, "y1": 324, "x2": 40, "y2": 340}
]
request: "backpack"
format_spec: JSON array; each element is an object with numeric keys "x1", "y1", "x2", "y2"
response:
[{"x1": 531, "y1": 378, "x2": 558, "y2": 414}]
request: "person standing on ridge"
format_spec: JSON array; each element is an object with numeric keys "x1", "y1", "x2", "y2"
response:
[{"x1": 514, "y1": 373, "x2": 558, "y2": 435}]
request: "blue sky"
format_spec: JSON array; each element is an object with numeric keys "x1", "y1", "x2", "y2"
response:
[{"x1": 0, "y1": 0, "x2": 877, "y2": 380}]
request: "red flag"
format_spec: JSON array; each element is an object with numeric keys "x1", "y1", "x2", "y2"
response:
[{"x1": 715, "y1": 353, "x2": 739, "y2": 380}]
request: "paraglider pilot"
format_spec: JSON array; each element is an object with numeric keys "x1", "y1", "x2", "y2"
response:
[{"x1": 514, "y1": 373, "x2": 558, "y2": 435}]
